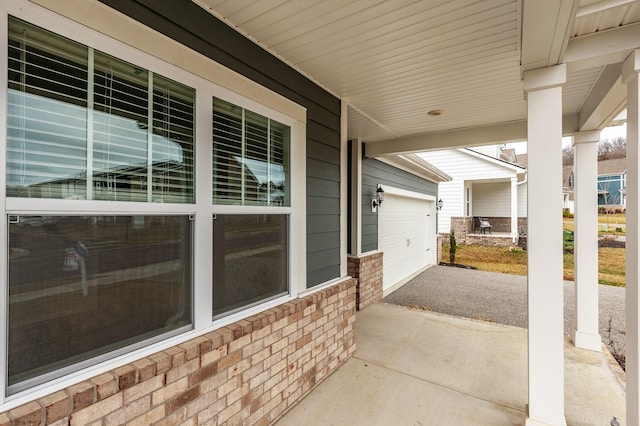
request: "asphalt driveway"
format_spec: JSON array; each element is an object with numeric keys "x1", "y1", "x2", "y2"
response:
[{"x1": 384, "y1": 265, "x2": 626, "y2": 354}]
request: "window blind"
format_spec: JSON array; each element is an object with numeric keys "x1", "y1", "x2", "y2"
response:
[
  {"x1": 7, "y1": 18, "x2": 88, "y2": 199},
  {"x1": 6, "y1": 17, "x2": 195, "y2": 203},
  {"x1": 152, "y1": 75, "x2": 195, "y2": 204},
  {"x1": 212, "y1": 98, "x2": 290, "y2": 206}
]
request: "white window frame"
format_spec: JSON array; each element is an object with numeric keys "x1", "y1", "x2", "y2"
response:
[
  {"x1": 0, "y1": 0, "x2": 306, "y2": 409},
  {"x1": 465, "y1": 185, "x2": 471, "y2": 216}
]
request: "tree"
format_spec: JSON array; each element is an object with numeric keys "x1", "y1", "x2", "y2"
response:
[
  {"x1": 562, "y1": 145, "x2": 574, "y2": 165},
  {"x1": 598, "y1": 137, "x2": 626, "y2": 160}
]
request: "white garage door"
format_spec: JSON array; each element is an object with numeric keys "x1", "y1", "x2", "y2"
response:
[{"x1": 378, "y1": 192, "x2": 436, "y2": 291}]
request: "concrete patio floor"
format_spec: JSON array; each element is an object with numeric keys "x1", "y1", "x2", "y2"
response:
[{"x1": 277, "y1": 303, "x2": 626, "y2": 426}]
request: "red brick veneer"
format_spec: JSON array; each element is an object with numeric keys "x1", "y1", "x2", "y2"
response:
[
  {"x1": 0, "y1": 279, "x2": 356, "y2": 425},
  {"x1": 348, "y1": 252, "x2": 383, "y2": 310}
]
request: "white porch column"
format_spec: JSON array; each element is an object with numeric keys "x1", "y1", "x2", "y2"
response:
[
  {"x1": 572, "y1": 130, "x2": 602, "y2": 352},
  {"x1": 623, "y1": 49, "x2": 640, "y2": 426},
  {"x1": 511, "y1": 177, "x2": 518, "y2": 243},
  {"x1": 524, "y1": 64, "x2": 567, "y2": 426}
]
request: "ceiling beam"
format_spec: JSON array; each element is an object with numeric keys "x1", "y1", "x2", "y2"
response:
[
  {"x1": 520, "y1": 0, "x2": 578, "y2": 72},
  {"x1": 578, "y1": 63, "x2": 627, "y2": 131},
  {"x1": 564, "y1": 21, "x2": 640, "y2": 72},
  {"x1": 364, "y1": 116, "x2": 580, "y2": 156}
]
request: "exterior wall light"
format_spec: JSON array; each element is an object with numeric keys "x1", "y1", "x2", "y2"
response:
[
  {"x1": 437, "y1": 198, "x2": 443, "y2": 210},
  {"x1": 372, "y1": 186, "x2": 385, "y2": 210}
]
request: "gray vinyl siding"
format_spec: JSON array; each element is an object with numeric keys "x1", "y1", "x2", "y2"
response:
[
  {"x1": 361, "y1": 158, "x2": 438, "y2": 253},
  {"x1": 99, "y1": 0, "x2": 342, "y2": 288}
]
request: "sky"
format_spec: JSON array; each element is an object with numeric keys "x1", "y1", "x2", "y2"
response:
[{"x1": 504, "y1": 123, "x2": 627, "y2": 154}]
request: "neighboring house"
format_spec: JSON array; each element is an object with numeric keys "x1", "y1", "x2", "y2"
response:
[
  {"x1": 597, "y1": 158, "x2": 626, "y2": 209},
  {"x1": 355, "y1": 152, "x2": 451, "y2": 294},
  {"x1": 419, "y1": 145, "x2": 527, "y2": 243},
  {"x1": 563, "y1": 164, "x2": 575, "y2": 214},
  {"x1": 560, "y1": 158, "x2": 626, "y2": 214}
]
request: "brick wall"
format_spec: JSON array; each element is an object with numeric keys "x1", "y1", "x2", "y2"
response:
[
  {"x1": 480, "y1": 217, "x2": 528, "y2": 233},
  {"x1": 449, "y1": 217, "x2": 473, "y2": 244},
  {"x1": 465, "y1": 235, "x2": 515, "y2": 247},
  {"x1": 517, "y1": 218, "x2": 528, "y2": 236},
  {"x1": 481, "y1": 217, "x2": 510, "y2": 233},
  {"x1": 0, "y1": 279, "x2": 357, "y2": 426},
  {"x1": 450, "y1": 217, "x2": 528, "y2": 241},
  {"x1": 347, "y1": 252, "x2": 383, "y2": 311}
]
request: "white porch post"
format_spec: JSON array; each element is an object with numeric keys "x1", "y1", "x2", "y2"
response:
[
  {"x1": 524, "y1": 64, "x2": 567, "y2": 426},
  {"x1": 511, "y1": 177, "x2": 518, "y2": 243},
  {"x1": 572, "y1": 130, "x2": 602, "y2": 352},
  {"x1": 623, "y1": 49, "x2": 640, "y2": 426}
]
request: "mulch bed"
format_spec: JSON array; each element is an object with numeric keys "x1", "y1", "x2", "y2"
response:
[
  {"x1": 599, "y1": 238, "x2": 625, "y2": 249},
  {"x1": 439, "y1": 262, "x2": 478, "y2": 269}
]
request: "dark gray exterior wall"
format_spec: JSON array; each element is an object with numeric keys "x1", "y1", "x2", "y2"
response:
[
  {"x1": 361, "y1": 158, "x2": 438, "y2": 253},
  {"x1": 98, "y1": 0, "x2": 342, "y2": 288}
]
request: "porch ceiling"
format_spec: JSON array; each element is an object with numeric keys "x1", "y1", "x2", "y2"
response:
[{"x1": 193, "y1": 0, "x2": 640, "y2": 152}]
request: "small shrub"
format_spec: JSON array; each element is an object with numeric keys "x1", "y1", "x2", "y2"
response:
[
  {"x1": 563, "y1": 230, "x2": 574, "y2": 252},
  {"x1": 449, "y1": 229, "x2": 457, "y2": 264}
]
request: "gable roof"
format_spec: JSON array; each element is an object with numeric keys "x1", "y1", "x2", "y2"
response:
[
  {"x1": 379, "y1": 154, "x2": 452, "y2": 183},
  {"x1": 499, "y1": 148, "x2": 517, "y2": 164},
  {"x1": 598, "y1": 157, "x2": 626, "y2": 176},
  {"x1": 510, "y1": 155, "x2": 625, "y2": 179},
  {"x1": 462, "y1": 148, "x2": 527, "y2": 173},
  {"x1": 516, "y1": 153, "x2": 528, "y2": 168}
]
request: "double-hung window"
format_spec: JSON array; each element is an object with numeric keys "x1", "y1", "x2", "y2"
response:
[
  {"x1": 6, "y1": 17, "x2": 194, "y2": 393},
  {"x1": 212, "y1": 98, "x2": 291, "y2": 318}
]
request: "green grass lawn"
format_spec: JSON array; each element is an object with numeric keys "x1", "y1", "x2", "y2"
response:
[
  {"x1": 563, "y1": 213, "x2": 626, "y2": 235},
  {"x1": 443, "y1": 243, "x2": 626, "y2": 287}
]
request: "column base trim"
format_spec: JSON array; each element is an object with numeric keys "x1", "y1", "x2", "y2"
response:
[{"x1": 573, "y1": 330, "x2": 603, "y2": 352}]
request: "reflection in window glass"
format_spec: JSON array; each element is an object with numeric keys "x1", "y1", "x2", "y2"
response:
[
  {"x1": 152, "y1": 74, "x2": 195, "y2": 203},
  {"x1": 213, "y1": 215, "x2": 288, "y2": 317},
  {"x1": 212, "y1": 98, "x2": 290, "y2": 206},
  {"x1": 7, "y1": 215, "x2": 192, "y2": 392},
  {"x1": 7, "y1": 18, "x2": 88, "y2": 198},
  {"x1": 6, "y1": 17, "x2": 195, "y2": 203},
  {"x1": 92, "y1": 51, "x2": 149, "y2": 202}
]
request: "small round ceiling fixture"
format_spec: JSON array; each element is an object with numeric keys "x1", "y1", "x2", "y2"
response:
[{"x1": 427, "y1": 109, "x2": 444, "y2": 117}]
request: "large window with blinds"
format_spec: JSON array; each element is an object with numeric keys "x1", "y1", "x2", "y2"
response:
[{"x1": 3, "y1": 10, "x2": 303, "y2": 398}]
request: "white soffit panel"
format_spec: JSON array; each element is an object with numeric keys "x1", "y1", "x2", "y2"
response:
[
  {"x1": 194, "y1": 0, "x2": 640, "y2": 146},
  {"x1": 195, "y1": 0, "x2": 525, "y2": 141}
]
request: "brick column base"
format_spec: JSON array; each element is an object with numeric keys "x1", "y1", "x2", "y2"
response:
[{"x1": 347, "y1": 252, "x2": 383, "y2": 311}]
